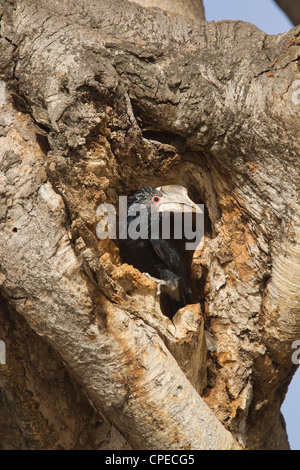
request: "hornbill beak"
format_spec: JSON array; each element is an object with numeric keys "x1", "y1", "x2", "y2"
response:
[{"x1": 156, "y1": 185, "x2": 202, "y2": 214}]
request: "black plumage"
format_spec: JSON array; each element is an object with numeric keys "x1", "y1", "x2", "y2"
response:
[{"x1": 119, "y1": 185, "x2": 201, "y2": 317}]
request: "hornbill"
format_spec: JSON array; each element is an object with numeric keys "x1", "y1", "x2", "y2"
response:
[{"x1": 119, "y1": 185, "x2": 202, "y2": 317}]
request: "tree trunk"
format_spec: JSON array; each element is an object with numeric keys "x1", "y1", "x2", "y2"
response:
[{"x1": 0, "y1": 0, "x2": 299, "y2": 450}]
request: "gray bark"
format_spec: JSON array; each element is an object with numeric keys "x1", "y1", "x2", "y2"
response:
[
  {"x1": 0, "y1": 0, "x2": 299, "y2": 450},
  {"x1": 130, "y1": 0, "x2": 205, "y2": 21}
]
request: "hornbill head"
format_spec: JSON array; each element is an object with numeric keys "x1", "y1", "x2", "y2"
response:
[{"x1": 128, "y1": 185, "x2": 202, "y2": 216}]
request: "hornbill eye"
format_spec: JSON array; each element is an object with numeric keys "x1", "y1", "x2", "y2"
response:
[{"x1": 152, "y1": 196, "x2": 162, "y2": 204}]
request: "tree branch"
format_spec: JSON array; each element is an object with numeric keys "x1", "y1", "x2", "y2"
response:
[
  {"x1": 130, "y1": 0, "x2": 205, "y2": 21},
  {"x1": 274, "y1": 0, "x2": 300, "y2": 26}
]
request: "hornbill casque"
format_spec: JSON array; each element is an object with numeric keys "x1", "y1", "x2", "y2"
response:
[{"x1": 119, "y1": 185, "x2": 202, "y2": 317}]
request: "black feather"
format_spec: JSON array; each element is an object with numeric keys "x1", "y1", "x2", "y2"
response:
[{"x1": 119, "y1": 186, "x2": 193, "y2": 317}]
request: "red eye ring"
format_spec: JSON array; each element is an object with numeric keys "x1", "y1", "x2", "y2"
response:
[{"x1": 152, "y1": 196, "x2": 161, "y2": 204}]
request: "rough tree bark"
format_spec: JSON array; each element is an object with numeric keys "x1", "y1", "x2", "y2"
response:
[
  {"x1": 130, "y1": 0, "x2": 205, "y2": 21},
  {"x1": 0, "y1": 0, "x2": 299, "y2": 450}
]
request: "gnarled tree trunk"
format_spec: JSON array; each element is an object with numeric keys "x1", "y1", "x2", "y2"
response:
[{"x1": 0, "y1": 0, "x2": 299, "y2": 450}]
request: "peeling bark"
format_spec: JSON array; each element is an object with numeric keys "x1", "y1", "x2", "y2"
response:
[{"x1": 0, "y1": 0, "x2": 299, "y2": 450}]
